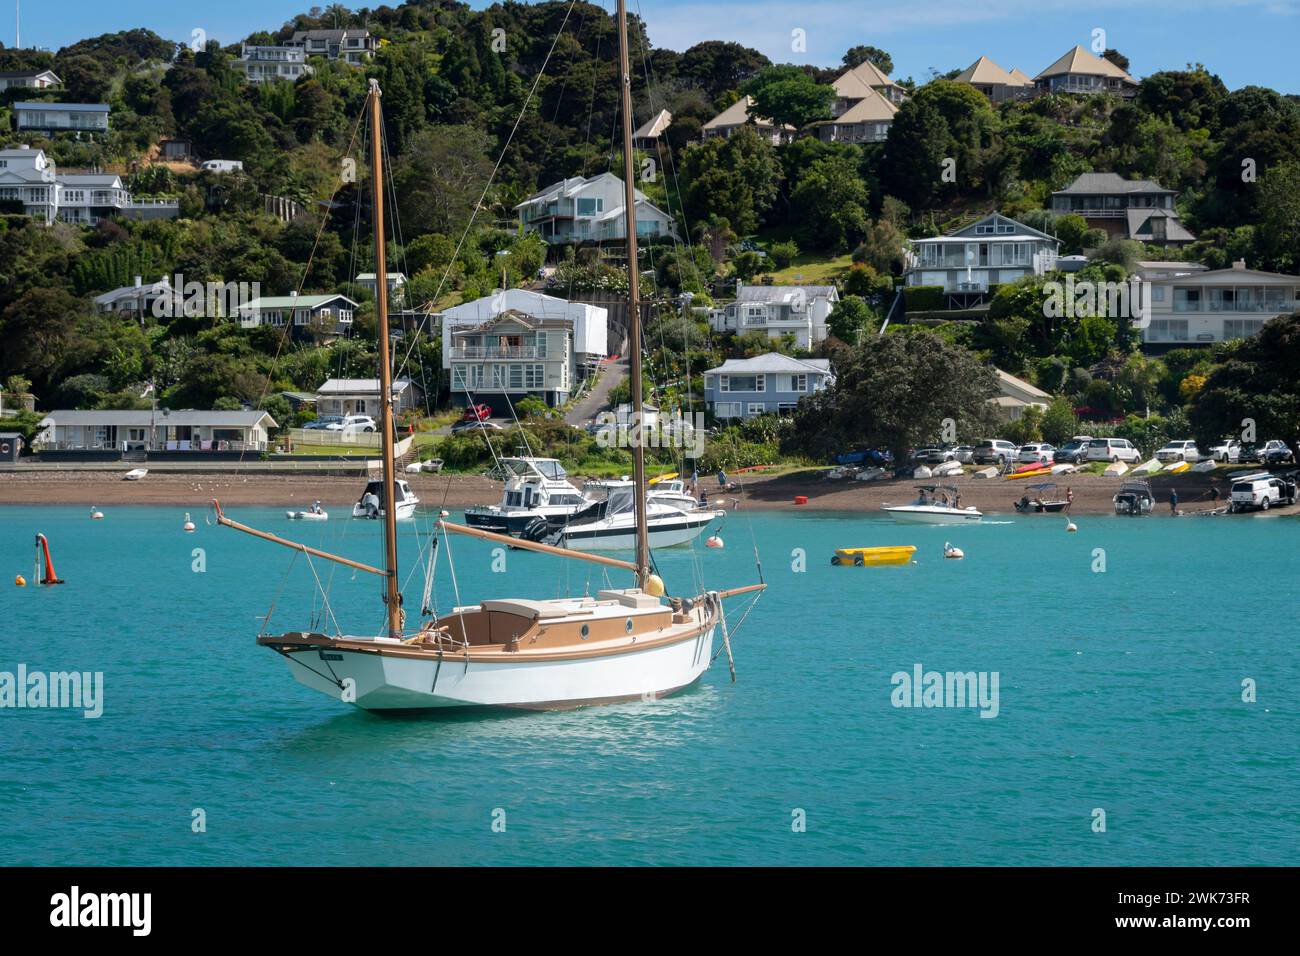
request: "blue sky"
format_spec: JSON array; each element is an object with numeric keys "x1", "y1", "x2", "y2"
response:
[{"x1": 10, "y1": 0, "x2": 1299, "y2": 93}]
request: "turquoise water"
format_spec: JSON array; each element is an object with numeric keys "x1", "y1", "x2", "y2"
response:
[{"x1": 1, "y1": 504, "x2": 1296, "y2": 866}]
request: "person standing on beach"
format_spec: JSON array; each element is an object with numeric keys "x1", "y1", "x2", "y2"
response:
[
  {"x1": 1169, "y1": 488, "x2": 1178, "y2": 514},
  {"x1": 1065, "y1": 486, "x2": 1074, "y2": 512},
  {"x1": 718, "y1": 467, "x2": 727, "y2": 488}
]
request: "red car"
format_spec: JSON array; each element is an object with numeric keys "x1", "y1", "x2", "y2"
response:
[{"x1": 461, "y1": 403, "x2": 493, "y2": 422}]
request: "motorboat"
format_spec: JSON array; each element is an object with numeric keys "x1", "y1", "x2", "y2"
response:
[
  {"x1": 1014, "y1": 482, "x2": 1071, "y2": 513},
  {"x1": 352, "y1": 478, "x2": 420, "y2": 520},
  {"x1": 1113, "y1": 480, "x2": 1154, "y2": 515},
  {"x1": 831, "y1": 546, "x2": 916, "y2": 567},
  {"x1": 596, "y1": 475, "x2": 706, "y2": 513},
  {"x1": 523, "y1": 479, "x2": 724, "y2": 550},
  {"x1": 881, "y1": 485, "x2": 982, "y2": 523},
  {"x1": 464, "y1": 457, "x2": 589, "y2": 535}
]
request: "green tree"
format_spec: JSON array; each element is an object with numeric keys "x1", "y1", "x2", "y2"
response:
[
  {"x1": 842, "y1": 46, "x2": 893, "y2": 75},
  {"x1": 681, "y1": 126, "x2": 783, "y2": 235},
  {"x1": 741, "y1": 65, "x2": 835, "y2": 130},
  {"x1": 826, "y1": 295, "x2": 875, "y2": 343},
  {"x1": 790, "y1": 154, "x2": 870, "y2": 252}
]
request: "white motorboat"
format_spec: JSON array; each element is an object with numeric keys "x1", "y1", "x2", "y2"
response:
[
  {"x1": 464, "y1": 457, "x2": 589, "y2": 535},
  {"x1": 881, "y1": 485, "x2": 983, "y2": 523},
  {"x1": 526, "y1": 479, "x2": 724, "y2": 550},
  {"x1": 590, "y1": 475, "x2": 706, "y2": 513},
  {"x1": 352, "y1": 478, "x2": 420, "y2": 520}
]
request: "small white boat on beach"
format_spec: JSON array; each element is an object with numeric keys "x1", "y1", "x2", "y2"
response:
[
  {"x1": 932, "y1": 460, "x2": 963, "y2": 477},
  {"x1": 123, "y1": 468, "x2": 148, "y2": 481},
  {"x1": 1133, "y1": 458, "x2": 1162, "y2": 475},
  {"x1": 882, "y1": 485, "x2": 983, "y2": 523}
]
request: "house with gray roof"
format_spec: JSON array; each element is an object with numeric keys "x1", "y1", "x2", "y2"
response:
[
  {"x1": 93, "y1": 276, "x2": 185, "y2": 318},
  {"x1": 0, "y1": 146, "x2": 178, "y2": 224},
  {"x1": 903, "y1": 212, "x2": 1060, "y2": 306},
  {"x1": 1051, "y1": 172, "x2": 1195, "y2": 246},
  {"x1": 708, "y1": 283, "x2": 840, "y2": 349},
  {"x1": 286, "y1": 29, "x2": 377, "y2": 65},
  {"x1": 446, "y1": 310, "x2": 578, "y2": 408},
  {"x1": 38, "y1": 409, "x2": 277, "y2": 452},
  {"x1": 14, "y1": 101, "x2": 109, "y2": 133},
  {"x1": 703, "y1": 353, "x2": 834, "y2": 420},
  {"x1": 515, "y1": 172, "x2": 676, "y2": 245},
  {"x1": 237, "y1": 292, "x2": 359, "y2": 341},
  {"x1": 1034, "y1": 46, "x2": 1138, "y2": 96},
  {"x1": 0, "y1": 69, "x2": 61, "y2": 92},
  {"x1": 315, "y1": 378, "x2": 421, "y2": 416}
]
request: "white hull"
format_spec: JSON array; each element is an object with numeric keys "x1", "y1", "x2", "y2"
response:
[
  {"x1": 881, "y1": 505, "x2": 983, "y2": 524},
  {"x1": 277, "y1": 625, "x2": 717, "y2": 710},
  {"x1": 559, "y1": 510, "x2": 720, "y2": 550},
  {"x1": 351, "y1": 499, "x2": 419, "y2": 521},
  {"x1": 286, "y1": 511, "x2": 329, "y2": 521}
]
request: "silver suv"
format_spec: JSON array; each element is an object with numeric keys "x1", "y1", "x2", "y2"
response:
[{"x1": 973, "y1": 439, "x2": 1018, "y2": 465}]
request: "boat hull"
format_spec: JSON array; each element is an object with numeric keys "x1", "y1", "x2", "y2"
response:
[
  {"x1": 558, "y1": 512, "x2": 718, "y2": 550},
  {"x1": 272, "y1": 625, "x2": 717, "y2": 711},
  {"x1": 351, "y1": 500, "x2": 419, "y2": 521},
  {"x1": 881, "y1": 506, "x2": 982, "y2": 524}
]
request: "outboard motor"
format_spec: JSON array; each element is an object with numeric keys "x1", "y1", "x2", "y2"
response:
[
  {"x1": 521, "y1": 516, "x2": 552, "y2": 542},
  {"x1": 362, "y1": 492, "x2": 380, "y2": 519}
]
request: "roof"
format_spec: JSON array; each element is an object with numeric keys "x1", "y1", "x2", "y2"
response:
[
  {"x1": 451, "y1": 310, "x2": 573, "y2": 334},
  {"x1": 1126, "y1": 208, "x2": 1196, "y2": 242},
  {"x1": 910, "y1": 212, "x2": 1058, "y2": 244},
  {"x1": 953, "y1": 56, "x2": 1018, "y2": 86},
  {"x1": 735, "y1": 284, "x2": 838, "y2": 303},
  {"x1": 1053, "y1": 172, "x2": 1175, "y2": 196},
  {"x1": 0, "y1": 69, "x2": 60, "y2": 80},
  {"x1": 13, "y1": 101, "x2": 109, "y2": 112},
  {"x1": 515, "y1": 172, "x2": 647, "y2": 208},
  {"x1": 59, "y1": 173, "x2": 123, "y2": 187},
  {"x1": 702, "y1": 96, "x2": 793, "y2": 132},
  {"x1": 706, "y1": 353, "x2": 833, "y2": 376},
  {"x1": 1148, "y1": 264, "x2": 1300, "y2": 285},
  {"x1": 355, "y1": 272, "x2": 406, "y2": 281},
  {"x1": 93, "y1": 279, "x2": 177, "y2": 305},
  {"x1": 317, "y1": 378, "x2": 413, "y2": 395},
  {"x1": 832, "y1": 70, "x2": 877, "y2": 100},
  {"x1": 1008, "y1": 68, "x2": 1033, "y2": 85},
  {"x1": 1035, "y1": 46, "x2": 1135, "y2": 83},
  {"x1": 995, "y1": 369, "x2": 1052, "y2": 400},
  {"x1": 833, "y1": 87, "x2": 898, "y2": 124},
  {"x1": 633, "y1": 109, "x2": 672, "y2": 139},
  {"x1": 844, "y1": 60, "x2": 899, "y2": 91},
  {"x1": 291, "y1": 29, "x2": 351, "y2": 41},
  {"x1": 240, "y1": 294, "x2": 357, "y2": 310},
  {"x1": 41, "y1": 409, "x2": 277, "y2": 427}
]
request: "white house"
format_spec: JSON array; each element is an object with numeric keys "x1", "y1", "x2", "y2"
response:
[
  {"x1": 515, "y1": 172, "x2": 677, "y2": 244},
  {"x1": 286, "y1": 29, "x2": 377, "y2": 65},
  {"x1": 1142, "y1": 260, "x2": 1300, "y2": 347},
  {"x1": 703, "y1": 353, "x2": 834, "y2": 420},
  {"x1": 990, "y1": 369, "x2": 1052, "y2": 421},
  {"x1": 233, "y1": 45, "x2": 312, "y2": 84},
  {"x1": 14, "y1": 102, "x2": 109, "y2": 133},
  {"x1": 0, "y1": 69, "x2": 61, "y2": 91},
  {"x1": 439, "y1": 289, "x2": 608, "y2": 371},
  {"x1": 633, "y1": 109, "x2": 672, "y2": 149},
  {"x1": 701, "y1": 96, "x2": 794, "y2": 145},
  {"x1": 709, "y1": 284, "x2": 839, "y2": 349},
  {"x1": 904, "y1": 212, "x2": 1060, "y2": 305},
  {"x1": 93, "y1": 276, "x2": 185, "y2": 318},
  {"x1": 315, "y1": 378, "x2": 421, "y2": 416},
  {"x1": 356, "y1": 272, "x2": 407, "y2": 301},
  {"x1": 447, "y1": 312, "x2": 577, "y2": 408},
  {"x1": 38, "y1": 409, "x2": 276, "y2": 452},
  {"x1": 0, "y1": 146, "x2": 178, "y2": 224},
  {"x1": 238, "y1": 292, "x2": 358, "y2": 340}
]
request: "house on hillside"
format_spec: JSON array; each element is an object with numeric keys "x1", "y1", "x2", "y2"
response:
[
  {"x1": 1051, "y1": 173, "x2": 1195, "y2": 246},
  {"x1": 515, "y1": 172, "x2": 676, "y2": 245},
  {"x1": 0, "y1": 69, "x2": 61, "y2": 91},
  {"x1": 903, "y1": 212, "x2": 1060, "y2": 307},
  {"x1": 233, "y1": 45, "x2": 312, "y2": 84},
  {"x1": 953, "y1": 56, "x2": 1033, "y2": 103},
  {"x1": 703, "y1": 353, "x2": 834, "y2": 420},
  {"x1": 813, "y1": 61, "x2": 905, "y2": 144},
  {"x1": 286, "y1": 29, "x2": 377, "y2": 65},
  {"x1": 0, "y1": 146, "x2": 178, "y2": 223},
  {"x1": 1034, "y1": 46, "x2": 1137, "y2": 96},
  {"x1": 38, "y1": 409, "x2": 276, "y2": 452},
  {"x1": 1141, "y1": 260, "x2": 1300, "y2": 347},
  {"x1": 633, "y1": 109, "x2": 672, "y2": 149},
  {"x1": 14, "y1": 101, "x2": 109, "y2": 133},
  {"x1": 237, "y1": 292, "x2": 358, "y2": 340},
  {"x1": 356, "y1": 272, "x2": 407, "y2": 303},
  {"x1": 990, "y1": 369, "x2": 1052, "y2": 422},
  {"x1": 446, "y1": 311, "x2": 578, "y2": 408},
  {"x1": 439, "y1": 289, "x2": 608, "y2": 376},
  {"x1": 93, "y1": 277, "x2": 185, "y2": 318},
  {"x1": 315, "y1": 378, "x2": 422, "y2": 417},
  {"x1": 701, "y1": 96, "x2": 795, "y2": 145},
  {"x1": 708, "y1": 284, "x2": 839, "y2": 349}
]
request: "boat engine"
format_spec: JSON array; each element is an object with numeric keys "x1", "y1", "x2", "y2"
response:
[{"x1": 520, "y1": 516, "x2": 553, "y2": 542}]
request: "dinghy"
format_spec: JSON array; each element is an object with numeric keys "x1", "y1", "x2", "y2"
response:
[
  {"x1": 931, "y1": 460, "x2": 962, "y2": 477},
  {"x1": 123, "y1": 468, "x2": 148, "y2": 481},
  {"x1": 1133, "y1": 458, "x2": 1161, "y2": 475},
  {"x1": 1163, "y1": 460, "x2": 1191, "y2": 473},
  {"x1": 831, "y1": 546, "x2": 916, "y2": 567},
  {"x1": 1191, "y1": 459, "x2": 1216, "y2": 473},
  {"x1": 1103, "y1": 461, "x2": 1129, "y2": 477}
]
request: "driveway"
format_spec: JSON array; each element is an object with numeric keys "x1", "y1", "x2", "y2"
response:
[{"x1": 565, "y1": 358, "x2": 627, "y2": 427}]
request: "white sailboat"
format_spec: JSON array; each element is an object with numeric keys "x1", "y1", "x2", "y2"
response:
[{"x1": 214, "y1": 37, "x2": 764, "y2": 712}]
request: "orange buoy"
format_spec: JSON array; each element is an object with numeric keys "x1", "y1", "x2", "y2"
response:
[
  {"x1": 705, "y1": 535, "x2": 724, "y2": 549},
  {"x1": 35, "y1": 533, "x2": 64, "y2": 585},
  {"x1": 794, "y1": 495, "x2": 808, "y2": 505},
  {"x1": 14, "y1": 574, "x2": 25, "y2": 587}
]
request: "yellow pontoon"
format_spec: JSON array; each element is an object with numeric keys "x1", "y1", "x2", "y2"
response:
[{"x1": 831, "y1": 546, "x2": 917, "y2": 567}]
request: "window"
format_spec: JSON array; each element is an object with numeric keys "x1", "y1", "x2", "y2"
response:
[
  {"x1": 1173, "y1": 288, "x2": 1201, "y2": 313},
  {"x1": 338, "y1": 309, "x2": 353, "y2": 324},
  {"x1": 1152, "y1": 286, "x2": 1166, "y2": 303},
  {"x1": 713, "y1": 402, "x2": 741, "y2": 419},
  {"x1": 777, "y1": 403, "x2": 798, "y2": 415},
  {"x1": 789, "y1": 374, "x2": 808, "y2": 392},
  {"x1": 1148, "y1": 319, "x2": 1188, "y2": 341},
  {"x1": 508, "y1": 364, "x2": 523, "y2": 389},
  {"x1": 525, "y1": 365, "x2": 545, "y2": 389},
  {"x1": 721, "y1": 374, "x2": 763, "y2": 392},
  {"x1": 576, "y1": 197, "x2": 603, "y2": 216},
  {"x1": 747, "y1": 403, "x2": 767, "y2": 416},
  {"x1": 1223, "y1": 319, "x2": 1265, "y2": 340}
]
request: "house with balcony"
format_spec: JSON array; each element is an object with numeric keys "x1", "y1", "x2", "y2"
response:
[
  {"x1": 237, "y1": 292, "x2": 358, "y2": 341},
  {"x1": 93, "y1": 276, "x2": 185, "y2": 318},
  {"x1": 37, "y1": 409, "x2": 276, "y2": 453},
  {"x1": 953, "y1": 56, "x2": 1033, "y2": 103},
  {"x1": 708, "y1": 284, "x2": 839, "y2": 349},
  {"x1": 439, "y1": 289, "x2": 608, "y2": 377},
  {"x1": 1051, "y1": 172, "x2": 1195, "y2": 246},
  {"x1": 814, "y1": 80, "x2": 898, "y2": 144},
  {"x1": 447, "y1": 311, "x2": 577, "y2": 408},
  {"x1": 515, "y1": 172, "x2": 676, "y2": 245},
  {"x1": 633, "y1": 109, "x2": 671, "y2": 149},
  {"x1": 0, "y1": 69, "x2": 61, "y2": 92},
  {"x1": 233, "y1": 45, "x2": 312, "y2": 84},
  {"x1": 287, "y1": 29, "x2": 378, "y2": 65},
  {"x1": 701, "y1": 96, "x2": 795, "y2": 145},
  {"x1": 1142, "y1": 260, "x2": 1300, "y2": 348},
  {"x1": 1, "y1": 147, "x2": 178, "y2": 223},
  {"x1": 703, "y1": 353, "x2": 834, "y2": 420},
  {"x1": 903, "y1": 213, "x2": 1060, "y2": 307},
  {"x1": 315, "y1": 378, "x2": 421, "y2": 417},
  {"x1": 1034, "y1": 46, "x2": 1137, "y2": 96},
  {"x1": 13, "y1": 102, "x2": 109, "y2": 133}
]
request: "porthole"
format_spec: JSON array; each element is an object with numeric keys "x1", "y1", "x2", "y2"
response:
[
  {"x1": 625, "y1": 618, "x2": 634, "y2": 633},
  {"x1": 580, "y1": 624, "x2": 589, "y2": 640}
]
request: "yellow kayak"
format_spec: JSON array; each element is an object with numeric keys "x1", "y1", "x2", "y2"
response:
[
  {"x1": 648, "y1": 472, "x2": 679, "y2": 485},
  {"x1": 832, "y1": 546, "x2": 916, "y2": 567},
  {"x1": 1006, "y1": 467, "x2": 1054, "y2": 480},
  {"x1": 1163, "y1": 461, "x2": 1191, "y2": 474}
]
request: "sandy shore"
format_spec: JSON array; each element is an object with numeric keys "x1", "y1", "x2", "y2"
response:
[{"x1": 0, "y1": 466, "x2": 1283, "y2": 517}]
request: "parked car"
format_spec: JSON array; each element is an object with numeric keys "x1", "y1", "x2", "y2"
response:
[
  {"x1": 1155, "y1": 440, "x2": 1200, "y2": 463},
  {"x1": 1206, "y1": 438, "x2": 1242, "y2": 463},
  {"x1": 1230, "y1": 474, "x2": 1296, "y2": 512},
  {"x1": 1054, "y1": 440, "x2": 1091, "y2": 464},
  {"x1": 450, "y1": 419, "x2": 504, "y2": 434},
  {"x1": 973, "y1": 439, "x2": 1019, "y2": 465},
  {"x1": 1017, "y1": 443, "x2": 1056, "y2": 464},
  {"x1": 1085, "y1": 437, "x2": 1141, "y2": 463},
  {"x1": 1261, "y1": 440, "x2": 1294, "y2": 465},
  {"x1": 1238, "y1": 442, "x2": 1262, "y2": 464},
  {"x1": 303, "y1": 415, "x2": 343, "y2": 431},
  {"x1": 461, "y1": 403, "x2": 493, "y2": 422},
  {"x1": 915, "y1": 445, "x2": 957, "y2": 464},
  {"x1": 325, "y1": 415, "x2": 377, "y2": 432},
  {"x1": 953, "y1": 445, "x2": 975, "y2": 464}
]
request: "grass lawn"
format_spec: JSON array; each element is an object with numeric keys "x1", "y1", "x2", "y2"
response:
[{"x1": 757, "y1": 253, "x2": 854, "y2": 286}]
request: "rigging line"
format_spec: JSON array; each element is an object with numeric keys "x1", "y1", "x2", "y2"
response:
[
  {"x1": 440, "y1": 522, "x2": 472, "y2": 649},
  {"x1": 710, "y1": 591, "x2": 763, "y2": 663},
  {"x1": 393, "y1": 0, "x2": 582, "y2": 381},
  {"x1": 302, "y1": 550, "x2": 343, "y2": 637},
  {"x1": 260, "y1": 548, "x2": 301, "y2": 636}
]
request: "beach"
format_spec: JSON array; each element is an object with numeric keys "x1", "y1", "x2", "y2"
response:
[{"x1": 0, "y1": 466, "x2": 1284, "y2": 516}]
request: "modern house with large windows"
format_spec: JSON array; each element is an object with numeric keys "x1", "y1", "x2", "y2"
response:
[
  {"x1": 514, "y1": 172, "x2": 677, "y2": 245},
  {"x1": 13, "y1": 102, "x2": 110, "y2": 133},
  {"x1": 286, "y1": 28, "x2": 378, "y2": 65},
  {"x1": 903, "y1": 212, "x2": 1060, "y2": 307},
  {"x1": 708, "y1": 284, "x2": 839, "y2": 349},
  {"x1": 0, "y1": 146, "x2": 178, "y2": 224},
  {"x1": 37, "y1": 409, "x2": 276, "y2": 453},
  {"x1": 438, "y1": 288, "x2": 608, "y2": 374},
  {"x1": 233, "y1": 44, "x2": 312, "y2": 84},
  {"x1": 703, "y1": 353, "x2": 833, "y2": 420},
  {"x1": 447, "y1": 311, "x2": 576, "y2": 409},
  {"x1": 1142, "y1": 261, "x2": 1300, "y2": 347},
  {"x1": 1051, "y1": 172, "x2": 1195, "y2": 246}
]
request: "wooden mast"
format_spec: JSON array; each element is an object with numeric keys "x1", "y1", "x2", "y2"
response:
[
  {"x1": 368, "y1": 78, "x2": 403, "y2": 637},
  {"x1": 616, "y1": 0, "x2": 650, "y2": 589}
]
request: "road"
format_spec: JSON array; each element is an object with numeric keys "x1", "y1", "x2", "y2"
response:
[{"x1": 565, "y1": 358, "x2": 626, "y2": 427}]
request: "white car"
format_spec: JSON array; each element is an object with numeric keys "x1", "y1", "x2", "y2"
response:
[
  {"x1": 1230, "y1": 474, "x2": 1294, "y2": 512},
  {"x1": 1206, "y1": 438, "x2": 1241, "y2": 463},
  {"x1": 325, "y1": 414, "x2": 377, "y2": 433},
  {"x1": 1085, "y1": 437, "x2": 1142, "y2": 463},
  {"x1": 1155, "y1": 440, "x2": 1200, "y2": 463},
  {"x1": 973, "y1": 439, "x2": 1019, "y2": 465},
  {"x1": 1017, "y1": 443, "x2": 1056, "y2": 464}
]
